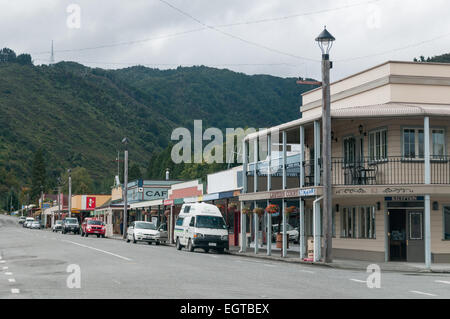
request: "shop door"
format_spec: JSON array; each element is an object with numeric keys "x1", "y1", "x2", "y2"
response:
[
  {"x1": 407, "y1": 210, "x2": 425, "y2": 262},
  {"x1": 388, "y1": 210, "x2": 407, "y2": 261}
]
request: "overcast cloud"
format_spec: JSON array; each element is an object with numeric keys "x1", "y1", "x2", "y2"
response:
[{"x1": 1, "y1": 0, "x2": 449, "y2": 81}]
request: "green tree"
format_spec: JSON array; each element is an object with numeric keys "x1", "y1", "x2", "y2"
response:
[
  {"x1": 30, "y1": 149, "x2": 46, "y2": 202},
  {"x1": 60, "y1": 167, "x2": 94, "y2": 194},
  {"x1": 128, "y1": 163, "x2": 142, "y2": 181},
  {"x1": 0, "y1": 48, "x2": 16, "y2": 63},
  {"x1": 16, "y1": 53, "x2": 32, "y2": 66}
]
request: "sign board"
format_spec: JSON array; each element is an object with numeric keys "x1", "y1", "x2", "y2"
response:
[
  {"x1": 128, "y1": 187, "x2": 169, "y2": 202},
  {"x1": 81, "y1": 196, "x2": 96, "y2": 210},
  {"x1": 299, "y1": 188, "x2": 316, "y2": 197},
  {"x1": 164, "y1": 199, "x2": 174, "y2": 206},
  {"x1": 385, "y1": 196, "x2": 424, "y2": 201}
]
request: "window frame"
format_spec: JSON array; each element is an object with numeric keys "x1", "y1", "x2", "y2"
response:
[
  {"x1": 341, "y1": 207, "x2": 356, "y2": 238},
  {"x1": 401, "y1": 126, "x2": 447, "y2": 160},
  {"x1": 357, "y1": 206, "x2": 376, "y2": 239},
  {"x1": 368, "y1": 127, "x2": 388, "y2": 162},
  {"x1": 342, "y1": 135, "x2": 356, "y2": 167}
]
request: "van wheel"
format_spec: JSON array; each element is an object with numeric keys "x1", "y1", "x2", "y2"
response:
[
  {"x1": 204, "y1": 248, "x2": 209, "y2": 253},
  {"x1": 187, "y1": 239, "x2": 194, "y2": 252},
  {"x1": 176, "y1": 238, "x2": 182, "y2": 250},
  {"x1": 155, "y1": 241, "x2": 160, "y2": 246}
]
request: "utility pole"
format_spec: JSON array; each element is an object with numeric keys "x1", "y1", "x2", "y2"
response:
[
  {"x1": 122, "y1": 138, "x2": 129, "y2": 239},
  {"x1": 68, "y1": 169, "x2": 72, "y2": 218},
  {"x1": 316, "y1": 27, "x2": 335, "y2": 263}
]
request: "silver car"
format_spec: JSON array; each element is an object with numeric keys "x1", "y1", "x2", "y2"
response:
[{"x1": 30, "y1": 221, "x2": 41, "y2": 229}]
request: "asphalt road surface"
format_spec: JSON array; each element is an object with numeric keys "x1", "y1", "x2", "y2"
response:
[{"x1": 1, "y1": 214, "x2": 450, "y2": 299}]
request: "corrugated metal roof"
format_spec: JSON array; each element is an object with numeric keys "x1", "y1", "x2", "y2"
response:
[{"x1": 245, "y1": 103, "x2": 450, "y2": 141}]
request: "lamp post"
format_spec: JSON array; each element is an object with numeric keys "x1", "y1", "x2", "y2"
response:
[
  {"x1": 316, "y1": 27, "x2": 335, "y2": 263},
  {"x1": 68, "y1": 169, "x2": 72, "y2": 218},
  {"x1": 122, "y1": 137, "x2": 129, "y2": 239}
]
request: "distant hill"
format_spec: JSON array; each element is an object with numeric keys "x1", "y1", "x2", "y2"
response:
[{"x1": 0, "y1": 49, "x2": 318, "y2": 206}]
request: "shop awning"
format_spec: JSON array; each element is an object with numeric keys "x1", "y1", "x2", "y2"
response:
[{"x1": 130, "y1": 199, "x2": 163, "y2": 209}]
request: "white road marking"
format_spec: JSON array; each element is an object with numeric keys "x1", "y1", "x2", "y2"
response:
[
  {"x1": 350, "y1": 279, "x2": 366, "y2": 283},
  {"x1": 11, "y1": 288, "x2": 20, "y2": 294},
  {"x1": 410, "y1": 290, "x2": 437, "y2": 297},
  {"x1": 299, "y1": 269, "x2": 315, "y2": 274},
  {"x1": 5, "y1": 272, "x2": 13, "y2": 276},
  {"x1": 2, "y1": 266, "x2": 8, "y2": 270},
  {"x1": 112, "y1": 280, "x2": 121, "y2": 285},
  {"x1": 263, "y1": 264, "x2": 276, "y2": 268},
  {"x1": 0, "y1": 260, "x2": 5, "y2": 263},
  {"x1": 61, "y1": 239, "x2": 132, "y2": 261},
  {"x1": 8, "y1": 278, "x2": 16, "y2": 283},
  {"x1": 435, "y1": 280, "x2": 450, "y2": 285}
]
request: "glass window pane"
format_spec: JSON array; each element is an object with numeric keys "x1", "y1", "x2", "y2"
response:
[
  {"x1": 409, "y1": 212, "x2": 423, "y2": 240},
  {"x1": 418, "y1": 130, "x2": 424, "y2": 158},
  {"x1": 444, "y1": 207, "x2": 450, "y2": 240}
]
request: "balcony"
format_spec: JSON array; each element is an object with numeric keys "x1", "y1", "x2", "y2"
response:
[
  {"x1": 331, "y1": 156, "x2": 450, "y2": 186},
  {"x1": 246, "y1": 155, "x2": 450, "y2": 186}
]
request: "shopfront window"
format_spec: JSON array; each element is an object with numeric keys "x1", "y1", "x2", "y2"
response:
[
  {"x1": 341, "y1": 207, "x2": 356, "y2": 238},
  {"x1": 444, "y1": 206, "x2": 450, "y2": 240},
  {"x1": 358, "y1": 206, "x2": 376, "y2": 239}
]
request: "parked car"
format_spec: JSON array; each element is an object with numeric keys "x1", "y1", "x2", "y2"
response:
[
  {"x1": 18, "y1": 216, "x2": 26, "y2": 224},
  {"x1": 175, "y1": 203, "x2": 229, "y2": 253},
  {"x1": 52, "y1": 220, "x2": 63, "y2": 232},
  {"x1": 126, "y1": 221, "x2": 165, "y2": 245},
  {"x1": 61, "y1": 217, "x2": 80, "y2": 234},
  {"x1": 81, "y1": 218, "x2": 106, "y2": 238},
  {"x1": 30, "y1": 221, "x2": 41, "y2": 229},
  {"x1": 24, "y1": 217, "x2": 35, "y2": 228},
  {"x1": 272, "y1": 224, "x2": 299, "y2": 243}
]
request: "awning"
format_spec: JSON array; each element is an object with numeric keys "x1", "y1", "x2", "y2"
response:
[{"x1": 130, "y1": 199, "x2": 163, "y2": 209}]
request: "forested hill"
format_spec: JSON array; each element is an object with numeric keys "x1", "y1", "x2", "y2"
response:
[{"x1": 0, "y1": 48, "x2": 318, "y2": 206}]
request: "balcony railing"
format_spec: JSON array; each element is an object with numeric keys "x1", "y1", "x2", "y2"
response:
[
  {"x1": 246, "y1": 155, "x2": 450, "y2": 186},
  {"x1": 332, "y1": 156, "x2": 450, "y2": 186}
]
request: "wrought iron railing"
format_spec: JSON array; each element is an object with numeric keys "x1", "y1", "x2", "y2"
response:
[{"x1": 246, "y1": 155, "x2": 450, "y2": 186}]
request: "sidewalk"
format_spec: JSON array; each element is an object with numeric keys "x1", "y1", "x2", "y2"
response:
[
  {"x1": 103, "y1": 233, "x2": 450, "y2": 274},
  {"x1": 227, "y1": 245, "x2": 450, "y2": 274}
]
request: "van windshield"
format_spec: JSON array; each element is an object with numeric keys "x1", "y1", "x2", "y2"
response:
[{"x1": 195, "y1": 216, "x2": 226, "y2": 229}]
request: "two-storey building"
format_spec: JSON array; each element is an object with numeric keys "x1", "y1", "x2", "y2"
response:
[{"x1": 239, "y1": 61, "x2": 450, "y2": 263}]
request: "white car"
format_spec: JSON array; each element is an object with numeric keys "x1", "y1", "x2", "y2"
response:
[
  {"x1": 52, "y1": 220, "x2": 63, "y2": 232},
  {"x1": 18, "y1": 216, "x2": 26, "y2": 224},
  {"x1": 126, "y1": 221, "x2": 167, "y2": 245},
  {"x1": 30, "y1": 221, "x2": 41, "y2": 229},
  {"x1": 23, "y1": 217, "x2": 35, "y2": 228}
]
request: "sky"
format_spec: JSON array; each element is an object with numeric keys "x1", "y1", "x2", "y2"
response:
[{"x1": 1, "y1": 0, "x2": 449, "y2": 81}]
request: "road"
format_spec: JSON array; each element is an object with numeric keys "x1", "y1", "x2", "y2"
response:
[{"x1": 1, "y1": 214, "x2": 450, "y2": 299}]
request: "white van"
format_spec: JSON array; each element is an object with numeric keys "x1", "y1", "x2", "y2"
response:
[{"x1": 174, "y1": 203, "x2": 229, "y2": 253}]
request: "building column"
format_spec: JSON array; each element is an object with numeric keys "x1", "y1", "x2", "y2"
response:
[
  {"x1": 424, "y1": 116, "x2": 431, "y2": 269},
  {"x1": 282, "y1": 199, "x2": 287, "y2": 257},
  {"x1": 267, "y1": 134, "x2": 272, "y2": 191},
  {"x1": 267, "y1": 200, "x2": 272, "y2": 256},
  {"x1": 254, "y1": 138, "x2": 258, "y2": 193},
  {"x1": 240, "y1": 140, "x2": 248, "y2": 253},
  {"x1": 314, "y1": 121, "x2": 321, "y2": 186},
  {"x1": 254, "y1": 202, "x2": 259, "y2": 254},
  {"x1": 282, "y1": 131, "x2": 287, "y2": 190},
  {"x1": 299, "y1": 199, "x2": 305, "y2": 259},
  {"x1": 299, "y1": 125, "x2": 306, "y2": 259},
  {"x1": 313, "y1": 196, "x2": 323, "y2": 262}
]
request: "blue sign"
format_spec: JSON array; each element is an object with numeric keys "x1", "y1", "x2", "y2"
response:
[{"x1": 299, "y1": 188, "x2": 316, "y2": 197}]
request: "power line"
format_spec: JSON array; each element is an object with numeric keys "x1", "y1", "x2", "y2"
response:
[
  {"x1": 157, "y1": 0, "x2": 318, "y2": 62},
  {"x1": 29, "y1": 0, "x2": 381, "y2": 60},
  {"x1": 215, "y1": 0, "x2": 383, "y2": 28},
  {"x1": 336, "y1": 31, "x2": 450, "y2": 63}
]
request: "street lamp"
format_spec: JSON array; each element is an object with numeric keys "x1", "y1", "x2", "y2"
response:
[
  {"x1": 68, "y1": 169, "x2": 72, "y2": 218},
  {"x1": 122, "y1": 137, "x2": 129, "y2": 239},
  {"x1": 316, "y1": 26, "x2": 335, "y2": 263}
]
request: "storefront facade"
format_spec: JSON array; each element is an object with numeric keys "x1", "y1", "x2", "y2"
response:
[{"x1": 240, "y1": 61, "x2": 450, "y2": 263}]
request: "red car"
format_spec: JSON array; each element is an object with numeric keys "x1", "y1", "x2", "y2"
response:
[{"x1": 81, "y1": 218, "x2": 106, "y2": 238}]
